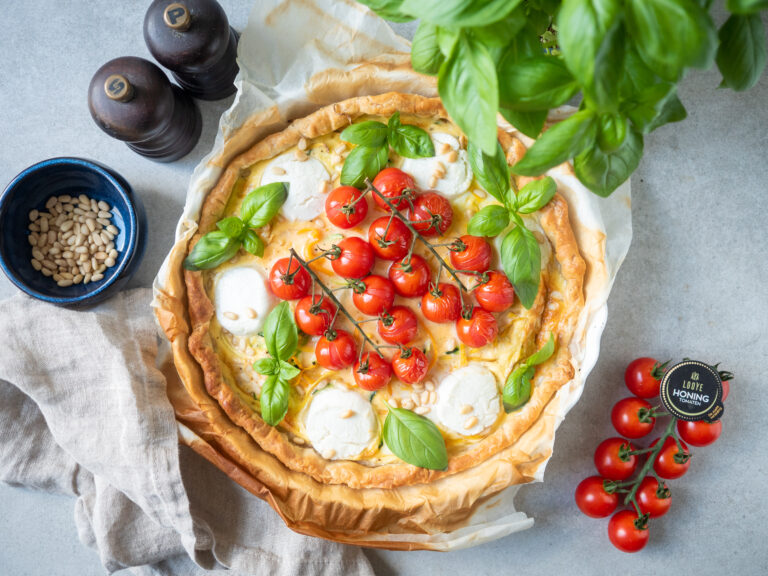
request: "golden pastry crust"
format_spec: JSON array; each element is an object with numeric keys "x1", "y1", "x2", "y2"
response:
[{"x1": 178, "y1": 93, "x2": 586, "y2": 491}]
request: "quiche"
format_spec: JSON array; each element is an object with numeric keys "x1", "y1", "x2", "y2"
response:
[{"x1": 165, "y1": 92, "x2": 586, "y2": 537}]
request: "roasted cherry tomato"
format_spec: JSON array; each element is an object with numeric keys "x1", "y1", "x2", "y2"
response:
[
  {"x1": 608, "y1": 510, "x2": 649, "y2": 553},
  {"x1": 652, "y1": 436, "x2": 691, "y2": 479},
  {"x1": 474, "y1": 271, "x2": 515, "y2": 313},
  {"x1": 611, "y1": 397, "x2": 655, "y2": 439},
  {"x1": 368, "y1": 216, "x2": 412, "y2": 260},
  {"x1": 371, "y1": 168, "x2": 416, "y2": 211},
  {"x1": 329, "y1": 236, "x2": 374, "y2": 278},
  {"x1": 636, "y1": 476, "x2": 671, "y2": 518},
  {"x1": 388, "y1": 255, "x2": 430, "y2": 297},
  {"x1": 409, "y1": 192, "x2": 453, "y2": 236},
  {"x1": 294, "y1": 295, "x2": 336, "y2": 336},
  {"x1": 421, "y1": 283, "x2": 462, "y2": 323},
  {"x1": 315, "y1": 329, "x2": 357, "y2": 370},
  {"x1": 269, "y1": 257, "x2": 311, "y2": 300},
  {"x1": 391, "y1": 347, "x2": 429, "y2": 384},
  {"x1": 456, "y1": 307, "x2": 498, "y2": 348},
  {"x1": 449, "y1": 235, "x2": 492, "y2": 273},
  {"x1": 351, "y1": 275, "x2": 395, "y2": 316},
  {"x1": 353, "y1": 352, "x2": 392, "y2": 391},
  {"x1": 325, "y1": 185, "x2": 368, "y2": 229},
  {"x1": 677, "y1": 419, "x2": 722, "y2": 447},
  {"x1": 593, "y1": 437, "x2": 638, "y2": 481},
  {"x1": 378, "y1": 306, "x2": 419, "y2": 345},
  {"x1": 574, "y1": 476, "x2": 619, "y2": 518},
  {"x1": 625, "y1": 357, "x2": 665, "y2": 398}
]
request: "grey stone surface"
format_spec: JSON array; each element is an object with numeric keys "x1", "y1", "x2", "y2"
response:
[{"x1": 1, "y1": 1, "x2": 766, "y2": 575}]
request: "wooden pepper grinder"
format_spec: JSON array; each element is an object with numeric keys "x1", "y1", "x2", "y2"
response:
[
  {"x1": 88, "y1": 56, "x2": 202, "y2": 162},
  {"x1": 143, "y1": 0, "x2": 239, "y2": 100}
]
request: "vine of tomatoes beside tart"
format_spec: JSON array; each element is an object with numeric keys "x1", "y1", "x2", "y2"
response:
[{"x1": 182, "y1": 93, "x2": 586, "y2": 490}]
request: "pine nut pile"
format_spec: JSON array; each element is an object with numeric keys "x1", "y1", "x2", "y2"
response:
[{"x1": 28, "y1": 194, "x2": 120, "y2": 287}]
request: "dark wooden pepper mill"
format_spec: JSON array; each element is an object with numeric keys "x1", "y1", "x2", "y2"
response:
[
  {"x1": 88, "y1": 56, "x2": 202, "y2": 162},
  {"x1": 143, "y1": 0, "x2": 239, "y2": 100}
]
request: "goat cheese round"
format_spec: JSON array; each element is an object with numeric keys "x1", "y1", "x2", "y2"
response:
[
  {"x1": 214, "y1": 266, "x2": 275, "y2": 337},
  {"x1": 435, "y1": 365, "x2": 501, "y2": 436},
  {"x1": 400, "y1": 132, "x2": 473, "y2": 198},
  {"x1": 305, "y1": 387, "x2": 379, "y2": 460},
  {"x1": 260, "y1": 153, "x2": 330, "y2": 221}
]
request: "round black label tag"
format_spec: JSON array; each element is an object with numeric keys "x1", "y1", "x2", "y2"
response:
[{"x1": 659, "y1": 360, "x2": 724, "y2": 422}]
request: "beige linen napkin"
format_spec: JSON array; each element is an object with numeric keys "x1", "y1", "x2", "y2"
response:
[{"x1": 0, "y1": 288, "x2": 373, "y2": 575}]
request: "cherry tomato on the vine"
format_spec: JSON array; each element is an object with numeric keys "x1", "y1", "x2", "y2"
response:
[
  {"x1": 456, "y1": 307, "x2": 498, "y2": 348},
  {"x1": 474, "y1": 271, "x2": 515, "y2": 313},
  {"x1": 325, "y1": 185, "x2": 368, "y2": 229},
  {"x1": 351, "y1": 275, "x2": 395, "y2": 316},
  {"x1": 391, "y1": 347, "x2": 429, "y2": 384},
  {"x1": 625, "y1": 357, "x2": 665, "y2": 398},
  {"x1": 722, "y1": 378, "x2": 732, "y2": 401},
  {"x1": 421, "y1": 283, "x2": 462, "y2": 323},
  {"x1": 611, "y1": 397, "x2": 655, "y2": 439},
  {"x1": 388, "y1": 255, "x2": 430, "y2": 297},
  {"x1": 449, "y1": 235, "x2": 492, "y2": 273},
  {"x1": 608, "y1": 510, "x2": 649, "y2": 553},
  {"x1": 371, "y1": 168, "x2": 415, "y2": 211},
  {"x1": 409, "y1": 192, "x2": 453, "y2": 236},
  {"x1": 353, "y1": 352, "x2": 392, "y2": 391},
  {"x1": 677, "y1": 419, "x2": 722, "y2": 447},
  {"x1": 269, "y1": 257, "x2": 311, "y2": 300},
  {"x1": 294, "y1": 295, "x2": 336, "y2": 336},
  {"x1": 594, "y1": 437, "x2": 638, "y2": 481},
  {"x1": 368, "y1": 216, "x2": 412, "y2": 260},
  {"x1": 652, "y1": 436, "x2": 691, "y2": 479},
  {"x1": 315, "y1": 329, "x2": 357, "y2": 370},
  {"x1": 574, "y1": 476, "x2": 618, "y2": 518},
  {"x1": 378, "y1": 306, "x2": 419, "y2": 345},
  {"x1": 329, "y1": 236, "x2": 375, "y2": 279},
  {"x1": 636, "y1": 476, "x2": 671, "y2": 518}
]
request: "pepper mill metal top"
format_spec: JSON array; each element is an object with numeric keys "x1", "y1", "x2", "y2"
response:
[
  {"x1": 143, "y1": 0, "x2": 239, "y2": 100},
  {"x1": 88, "y1": 56, "x2": 202, "y2": 162}
]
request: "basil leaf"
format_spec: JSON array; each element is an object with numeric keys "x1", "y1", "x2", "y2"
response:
[
  {"x1": 500, "y1": 224, "x2": 540, "y2": 309},
  {"x1": 340, "y1": 121, "x2": 388, "y2": 148},
  {"x1": 254, "y1": 357, "x2": 280, "y2": 376},
  {"x1": 469, "y1": 7, "x2": 527, "y2": 46},
  {"x1": 382, "y1": 407, "x2": 448, "y2": 470},
  {"x1": 716, "y1": 13, "x2": 767, "y2": 92},
  {"x1": 439, "y1": 32, "x2": 499, "y2": 156},
  {"x1": 399, "y1": 0, "x2": 522, "y2": 28},
  {"x1": 574, "y1": 129, "x2": 644, "y2": 197},
  {"x1": 279, "y1": 360, "x2": 301, "y2": 381},
  {"x1": 500, "y1": 108, "x2": 548, "y2": 140},
  {"x1": 340, "y1": 145, "x2": 389, "y2": 188},
  {"x1": 516, "y1": 177, "x2": 556, "y2": 214},
  {"x1": 241, "y1": 182, "x2": 288, "y2": 228},
  {"x1": 647, "y1": 93, "x2": 687, "y2": 132},
  {"x1": 260, "y1": 376, "x2": 290, "y2": 426},
  {"x1": 467, "y1": 140, "x2": 511, "y2": 203},
  {"x1": 387, "y1": 112, "x2": 435, "y2": 158},
  {"x1": 357, "y1": 0, "x2": 415, "y2": 22},
  {"x1": 242, "y1": 229, "x2": 265, "y2": 257},
  {"x1": 498, "y1": 56, "x2": 580, "y2": 112},
  {"x1": 503, "y1": 334, "x2": 555, "y2": 412},
  {"x1": 622, "y1": 83, "x2": 677, "y2": 134},
  {"x1": 412, "y1": 23, "x2": 444, "y2": 75},
  {"x1": 467, "y1": 205, "x2": 510, "y2": 237},
  {"x1": 183, "y1": 231, "x2": 240, "y2": 271},
  {"x1": 436, "y1": 26, "x2": 460, "y2": 56},
  {"x1": 511, "y1": 110, "x2": 598, "y2": 176},
  {"x1": 596, "y1": 113, "x2": 628, "y2": 152},
  {"x1": 262, "y1": 301, "x2": 298, "y2": 361},
  {"x1": 727, "y1": 0, "x2": 768, "y2": 14},
  {"x1": 527, "y1": 333, "x2": 556, "y2": 366},
  {"x1": 216, "y1": 216, "x2": 245, "y2": 239},
  {"x1": 619, "y1": 45, "x2": 658, "y2": 98},
  {"x1": 625, "y1": 0, "x2": 717, "y2": 81}
]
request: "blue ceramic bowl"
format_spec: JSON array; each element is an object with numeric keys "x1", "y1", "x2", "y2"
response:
[{"x1": 0, "y1": 157, "x2": 146, "y2": 307}]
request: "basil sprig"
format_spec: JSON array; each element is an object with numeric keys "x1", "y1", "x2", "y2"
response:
[
  {"x1": 503, "y1": 333, "x2": 555, "y2": 412},
  {"x1": 340, "y1": 112, "x2": 434, "y2": 187},
  {"x1": 184, "y1": 182, "x2": 288, "y2": 271},
  {"x1": 253, "y1": 302, "x2": 300, "y2": 426},
  {"x1": 466, "y1": 141, "x2": 556, "y2": 309},
  {"x1": 382, "y1": 406, "x2": 448, "y2": 470}
]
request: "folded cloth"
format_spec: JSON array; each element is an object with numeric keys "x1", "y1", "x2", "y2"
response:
[{"x1": 0, "y1": 288, "x2": 374, "y2": 576}]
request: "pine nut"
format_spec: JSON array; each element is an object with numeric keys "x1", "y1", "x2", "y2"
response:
[
  {"x1": 108, "y1": 249, "x2": 118, "y2": 260},
  {"x1": 97, "y1": 218, "x2": 110, "y2": 226},
  {"x1": 41, "y1": 268, "x2": 52, "y2": 277},
  {"x1": 31, "y1": 259, "x2": 42, "y2": 271},
  {"x1": 293, "y1": 437, "x2": 305, "y2": 445},
  {"x1": 402, "y1": 398, "x2": 415, "y2": 410},
  {"x1": 91, "y1": 273, "x2": 104, "y2": 282},
  {"x1": 463, "y1": 416, "x2": 479, "y2": 430},
  {"x1": 105, "y1": 258, "x2": 116, "y2": 267},
  {"x1": 294, "y1": 149, "x2": 308, "y2": 162},
  {"x1": 45, "y1": 197, "x2": 57, "y2": 210},
  {"x1": 42, "y1": 260, "x2": 57, "y2": 271},
  {"x1": 334, "y1": 143, "x2": 347, "y2": 154},
  {"x1": 246, "y1": 308, "x2": 258, "y2": 319},
  {"x1": 460, "y1": 404, "x2": 473, "y2": 415},
  {"x1": 94, "y1": 251, "x2": 108, "y2": 260},
  {"x1": 297, "y1": 137, "x2": 308, "y2": 151},
  {"x1": 32, "y1": 248, "x2": 44, "y2": 261},
  {"x1": 428, "y1": 175, "x2": 438, "y2": 188},
  {"x1": 107, "y1": 225, "x2": 118, "y2": 235},
  {"x1": 223, "y1": 311, "x2": 239, "y2": 320},
  {"x1": 29, "y1": 209, "x2": 39, "y2": 221},
  {"x1": 84, "y1": 273, "x2": 92, "y2": 284},
  {"x1": 322, "y1": 449, "x2": 336, "y2": 459},
  {"x1": 28, "y1": 234, "x2": 37, "y2": 247},
  {"x1": 97, "y1": 200, "x2": 109, "y2": 211},
  {"x1": 271, "y1": 166, "x2": 286, "y2": 175},
  {"x1": 446, "y1": 150, "x2": 458, "y2": 163},
  {"x1": 425, "y1": 381, "x2": 435, "y2": 391},
  {"x1": 414, "y1": 406, "x2": 430, "y2": 415},
  {"x1": 340, "y1": 409, "x2": 355, "y2": 419},
  {"x1": 439, "y1": 142, "x2": 452, "y2": 155},
  {"x1": 420, "y1": 391, "x2": 430, "y2": 404},
  {"x1": 73, "y1": 274, "x2": 83, "y2": 284}
]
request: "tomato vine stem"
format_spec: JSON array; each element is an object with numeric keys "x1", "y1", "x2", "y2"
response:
[{"x1": 623, "y1": 417, "x2": 677, "y2": 508}]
